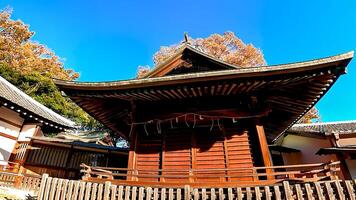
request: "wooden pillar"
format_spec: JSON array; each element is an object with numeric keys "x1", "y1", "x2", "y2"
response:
[
  {"x1": 127, "y1": 101, "x2": 138, "y2": 181},
  {"x1": 255, "y1": 123, "x2": 274, "y2": 180}
]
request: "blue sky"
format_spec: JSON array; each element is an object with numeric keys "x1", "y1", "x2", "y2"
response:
[{"x1": 1, "y1": 0, "x2": 356, "y2": 122}]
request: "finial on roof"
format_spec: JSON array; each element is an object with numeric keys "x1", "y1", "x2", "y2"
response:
[{"x1": 184, "y1": 32, "x2": 189, "y2": 44}]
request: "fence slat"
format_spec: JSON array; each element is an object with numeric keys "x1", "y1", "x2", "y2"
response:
[
  {"x1": 184, "y1": 185, "x2": 190, "y2": 200},
  {"x1": 97, "y1": 183, "x2": 103, "y2": 200},
  {"x1": 227, "y1": 188, "x2": 233, "y2": 200},
  {"x1": 314, "y1": 182, "x2": 324, "y2": 200},
  {"x1": 66, "y1": 180, "x2": 74, "y2": 200},
  {"x1": 146, "y1": 187, "x2": 152, "y2": 200},
  {"x1": 138, "y1": 187, "x2": 144, "y2": 200},
  {"x1": 246, "y1": 187, "x2": 252, "y2": 200},
  {"x1": 91, "y1": 183, "x2": 98, "y2": 200},
  {"x1": 43, "y1": 177, "x2": 52, "y2": 200},
  {"x1": 132, "y1": 186, "x2": 138, "y2": 200},
  {"x1": 236, "y1": 187, "x2": 243, "y2": 200},
  {"x1": 169, "y1": 188, "x2": 174, "y2": 200},
  {"x1": 104, "y1": 181, "x2": 111, "y2": 200},
  {"x1": 85, "y1": 182, "x2": 92, "y2": 200},
  {"x1": 255, "y1": 187, "x2": 262, "y2": 200},
  {"x1": 72, "y1": 181, "x2": 80, "y2": 200},
  {"x1": 55, "y1": 179, "x2": 63, "y2": 200},
  {"x1": 193, "y1": 188, "x2": 199, "y2": 200},
  {"x1": 325, "y1": 182, "x2": 335, "y2": 200},
  {"x1": 264, "y1": 186, "x2": 272, "y2": 200},
  {"x1": 124, "y1": 186, "x2": 131, "y2": 200},
  {"x1": 211, "y1": 188, "x2": 216, "y2": 200},
  {"x1": 202, "y1": 188, "x2": 207, "y2": 200},
  {"x1": 305, "y1": 183, "x2": 313, "y2": 200},
  {"x1": 79, "y1": 181, "x2": 86, "y2": 200},
  {"x1": 295, "y1": 184, "x2": 303, "y2": 200},
  {"x1": 345, "y1": 180, "x2": 355, "y2": 200},
  {"x1": 111, "y1": 185, "x2": 117, "y2": 200},
  {"x1": 117, "y1": 185, "x2": 124, "y2": 200},
  {"x1": 38, "y1": 174, "x2": 49, "y2": 200},
  {"x1": 60, "y1": 179, "x2": 68, "y2": 200},
  {"x1": 274, "y1": 185, "x2": 281, "y2": 200},
  {"x1": 334, "y1": 181, "x2": 345, "y2": 200},
  {"x1": 177, "y1": 188, "x2": 182, "y2": 200}
]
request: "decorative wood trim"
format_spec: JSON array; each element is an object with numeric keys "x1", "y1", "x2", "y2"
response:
[{"x1": 0, "y1": 131, "x2": 18, "y2": 140}]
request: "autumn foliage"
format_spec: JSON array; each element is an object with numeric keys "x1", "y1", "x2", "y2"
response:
[{"x1": 0, "y1": 9, "x2": 78, "y2": 80}]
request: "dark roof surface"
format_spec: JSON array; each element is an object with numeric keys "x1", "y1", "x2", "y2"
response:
[
  {"x1": 0, "y1": 75, "x2": 75, "y2": 128},
  {"x1": 288, "y1": 120, "x2": 356, "y2": 135}
]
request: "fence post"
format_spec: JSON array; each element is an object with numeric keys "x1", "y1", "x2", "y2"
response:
[
  {"x1": 184, "y1": 185, "x2": 191, "y2": 200},
  {"x1": 103, "y1": 181, "x2": 111, "y2": 200},
  {"x1": 14, "y1": 175, "x2": 23, "y2": 188},
  {"x1": 38, "y1": 173, "x2": 49, "y2": 200}
]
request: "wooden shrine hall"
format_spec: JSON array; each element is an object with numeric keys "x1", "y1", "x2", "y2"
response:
[{"x1": 55, "y1": 44, "x2": 354, "y2": 186}]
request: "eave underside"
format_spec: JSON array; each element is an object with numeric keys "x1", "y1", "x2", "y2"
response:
[{"x1": 59, "y1": 64, "x2": 348, "y2": 142}]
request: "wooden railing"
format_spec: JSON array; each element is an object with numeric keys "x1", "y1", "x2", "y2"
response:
[
  {"x1": 37, "y1": 173, "x2": 356, "y2": 200},
  {"x1": 80, "y1": 161, "x2": 340, "y2": 187},
  {"x1": 0, "y1": 169, "x2": 41, "y2": 191}
]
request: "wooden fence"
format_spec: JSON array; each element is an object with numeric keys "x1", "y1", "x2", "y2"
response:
[
  {"x1": 36, "y1": 173, "x2": 356, "y2": 200},
  {"x1": 0, "y1": 171, "x2": 41, "y2": 191}
]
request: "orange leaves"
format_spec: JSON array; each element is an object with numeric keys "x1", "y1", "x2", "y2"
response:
[
  {"x1": 0, "y1": 9, "x2": 78, "y2": 81},
  {"x1": 152, "y1": 31, "x2": 266, "y2": 69}
]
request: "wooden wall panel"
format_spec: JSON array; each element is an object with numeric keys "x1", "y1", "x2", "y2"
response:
[
  {"x1": 194, "y1": 131, "x2": 226, "y2": 182},
  {"x1": 225, "y1": 130, "x2": 254, "y2": 181},
  {"x1": 163, "y1": 131, "x2": 192, "y2": 182},
  {"x1": 136, "y1": 135, "x2": 162, "y2": 182}
]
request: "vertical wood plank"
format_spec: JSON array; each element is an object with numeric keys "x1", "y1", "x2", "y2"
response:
[
  {"x1": 177, "y1": 188, "x2": 182, "y2": 200},
  {"x1": 60, "y1": 179, "x2": 69, "y2": 200},
  {"x1": 153, "y1": 188, "x2": 159, "y2": 200},
  {"x1": 305, "y1": 183, "x2": 313, "y2": 200},
  {"x1": 97, "y1": 184, "x2": 104, "y2": 200},
  {"x1": 138, "y1": 187, "x2": 144, "y2": 200},
  {"x1": 211, "y1": 188, "x2": 216, "y2": 200},
  {"x1": 283, "y1": 181, "x2": 293, "y2": 200},
  {"x1": 227, "y1": 188, "x2": 233, "y2": 200},
  {"x1": 246, "y1": 187, "x2": 252, "y2": 200},
  {"x1": 218, "y1": 188, "x2": 224, "y2": 200},
  {"x1": 201, "y1": 188, "x2": 207, "y2": 200},
  {"x1": 345, "y1": 180, "x2": 355, "y2": 200},
  {"x1": 103, "y1": 181, "x2": 111, "y2": 200},
  {"x1": 132, "y1": 186, "x2": 137, "y2": 200},
  {"x1": 184, "y1": 185, "x2": 190, "y2": 200},
  {"x1": 273, "y1": 185, "x2": 282, "y2": 200},
  {"x1": 78, "y1": 182, "x2": 86, "y2": 200},
  {"x1": 334, "y1": 181, "x2": 345, "y2": 200},
  {"x1": 117, "y1": 186, "x2": 124, "y2": 200},
  {"x1": 146, "y1": 187, "x2": 152, "y2": 200},
  {"x1": 84, "y1": 182, "x2": 92, "y2": 200},
  {"x1": 325, "y1": 182, "x2": 335, "y2": 200},
  {"x1": 255, "y1": 187, "x2": 262, "y2": 200},
  {"x1": 161, "y1": 188, "x2": 166, "y2": 200},
  {"x1": 38, "y1": 173, "x2": 49, "y2": 200},
  {"x1": 236, "y1": 187, "x2": 243, "y2": 200},
  {"x1": 111, "y1": 185, "x2": 117, "y2": 200},
  {"x1": 49, "y1": 178, "x2": 58, "y2": 200},
  {"x1": 295, "y1": 184, "x2": 303, "y2": 200},
  {"x1": 193, "y1": 188, "x2": 199, "y2": 200},
  {"x1": 314, "y1": 182, "x2": 325, "y2": 200},
  {"x1": 169, "y1": 188, "x2": 174, "y2": 200},
  {"x1": 91, "y1": 183, "x2": 98, "y2": 200},
  {"x1": 256, "y1": 124, "x2": 273, "y2": 179},
  {"x1": 124, "y1": 186, "x2": 131, "y2": 200},
  {"x1": 55, "y1": 179, "x2": 63, "y2": 200},
  {"x1": 264, "y1": 186, "x2": 272, "y2": 200},
  {"x1": 66, "y1": 180, "x2": 74, "y2": 200},
  {"x1": 43, "y1": 177, "x2": 52, "y2": 200},
  {"x1": 72, "y1": 181, "x2": 80, "y2": 200}
]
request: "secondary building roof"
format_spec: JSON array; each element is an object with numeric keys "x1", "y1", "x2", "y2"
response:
[
  {"x1": 54, "y1": 45, "x2": 353, "y2": 141},
  {"x1": 288, "y1": 120, "x2": 356, "y2": 136},
  {"x1": 0, "y1": 75, "x2": 75, "y2": 130}
]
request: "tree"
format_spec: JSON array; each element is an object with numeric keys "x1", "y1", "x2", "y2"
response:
[
  {"x1": 138, "y1": 31, "x2": 319, "y2": 123},
  {"x1": 0, "y1": 8, "x2": 101, "y2": 129},
  {"x1": 0, "y1": 8, "x2": 78, "y2": 80}
]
